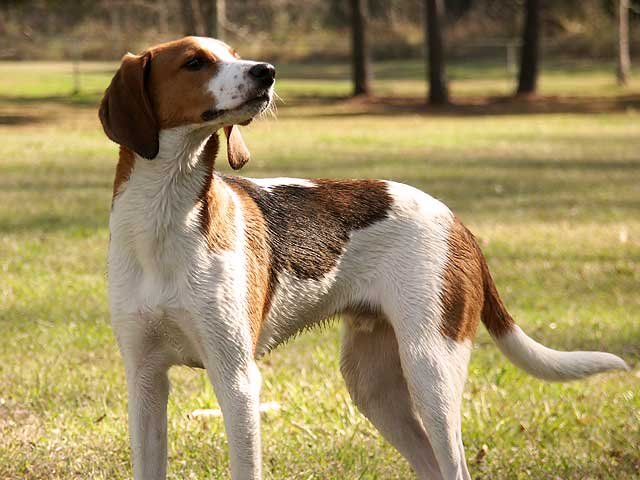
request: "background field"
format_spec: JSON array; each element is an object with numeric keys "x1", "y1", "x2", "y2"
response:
[{"x1": 0, "y1": 60, "x2": 639, "y2": 479}]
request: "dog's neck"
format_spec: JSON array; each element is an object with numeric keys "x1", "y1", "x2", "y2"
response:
[
  {"x1": 144, "y1": 125, "x2": 218, "y2": 173},
  {"x1": 113, "y1": 126, "x2": 224, "y2": 238},
  {"x1": 117, "y1": 126, "x2": 220, "y2": 193}
]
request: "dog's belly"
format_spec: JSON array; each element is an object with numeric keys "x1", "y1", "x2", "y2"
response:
[{"x1": 255, "y1": 270, "x2": 345, "y2": 356}]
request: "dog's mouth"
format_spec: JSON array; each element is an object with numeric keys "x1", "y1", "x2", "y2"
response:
[{"x1": 201, "y1": 93, "x2": 271, "y2": 123}]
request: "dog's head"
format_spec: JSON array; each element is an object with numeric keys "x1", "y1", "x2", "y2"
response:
[{"x1": 99, "y1": 36, "x2": 275, "y2": 169}]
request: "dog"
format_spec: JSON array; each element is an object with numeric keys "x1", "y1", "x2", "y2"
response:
[{"x1": 99, "y1": 37, "x2": 628, "y2": 480}]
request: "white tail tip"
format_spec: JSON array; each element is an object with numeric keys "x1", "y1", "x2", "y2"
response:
[{"x1": 495, "y1": 326, "x2": 629, "y2": 382}]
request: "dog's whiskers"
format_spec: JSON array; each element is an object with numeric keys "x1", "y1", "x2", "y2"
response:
[{"x1": 259, "y1": 96, "x2": 278, "y2": 121}]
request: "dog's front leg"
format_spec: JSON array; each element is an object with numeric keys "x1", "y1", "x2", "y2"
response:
[
  {"x1": 117, "y1": 327, "x2": 171, "y2": 480},
  {"x1": 204, "y1": 333, "x2": 263, "y2": 479}
]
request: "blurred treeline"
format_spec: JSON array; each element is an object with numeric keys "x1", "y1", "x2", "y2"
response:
[{"x1": 0, "y1": 0, "x2": 638, "y2": 61}]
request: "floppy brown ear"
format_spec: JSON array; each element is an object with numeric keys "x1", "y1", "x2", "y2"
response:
[
  {"x1": 99, "y1": 52, "x2": 159, "y2": 160},
  {"x1": 224, "y1": 125, "x2": 250, "y2": 170}
]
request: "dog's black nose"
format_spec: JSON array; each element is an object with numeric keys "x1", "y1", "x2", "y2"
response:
[{"x1": 249, "y1": 63, "x2": 276, "y2": 86}]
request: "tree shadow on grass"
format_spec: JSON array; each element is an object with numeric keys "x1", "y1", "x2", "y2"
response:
[
  {"x1": 0, "y1": 93, "x2": 101, "y2": 108},
  {"x1": 0, "y1": 213, "x2": 107, "y2": 235},
  {"x1": 2, "y1": 91, "x2": 639, "y2": 122},
  {"x1": 0, "y1": 113, "x2": 46, "y2": 126},
  {"x1": 280, "y1": 93, "x2": 640, "y2": 118},
  {"x1": 0, "y1": 93, "x2": 101, "y2": 127}
]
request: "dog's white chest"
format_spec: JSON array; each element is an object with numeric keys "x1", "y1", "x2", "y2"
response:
[{"x1": 108, "y1": 203, "x2": 208, "y2": 367}]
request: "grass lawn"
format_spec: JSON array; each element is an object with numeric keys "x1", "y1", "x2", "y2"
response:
[{"x1": 0, "y1": 59, "x2": 639, "y2": 479}]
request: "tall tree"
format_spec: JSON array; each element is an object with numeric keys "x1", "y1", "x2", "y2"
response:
[
  {"x1": 201, "y1": 0, "x2": 224, "y2": 38},
  {"x1": 617, "y1": 0, "x2": 631, "y2": 86},
  {"x1": 180, "y1": 0, "x2": 204, "y2": 36},
  {"x1": 349, "y1": 0, "x2": 372, "y2": 96},
  {"x1": 424, "y1": 0, "x2": 449, "y2": 105},
  {"x1": 516, "y1": 0, "x2": 540, "y2": 96}
]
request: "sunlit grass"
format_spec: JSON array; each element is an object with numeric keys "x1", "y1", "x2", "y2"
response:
[{"x1": 0, "y1": 60, "x2": 639, "y2": 479}]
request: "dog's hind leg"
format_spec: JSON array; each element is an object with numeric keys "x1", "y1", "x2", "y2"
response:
[
  {"x1": 340, "y1": 317, "x2": 445, "y2": 480},
  {"x1": 393, "y1": 322, "x2": 473, "y2": 480}
]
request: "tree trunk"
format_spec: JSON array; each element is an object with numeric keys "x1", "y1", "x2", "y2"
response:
[
  {"x1": 349, "y1": 0, "x2": 372, "y2": 96},
  {"x1": 180, "y1": 0, "x2": 205, "y2": 36},
  {"x1": 424, "y1": 0, "x2": 448, "y2": 105},
  {"x1": 516, "y1": 0, "x2": 540, "y2": 96},
  {"x1": 617, "y1": 0, "x2": 631, "y2": 86},
  {"x1": 158, "y1": 0, "x2": 170, "y2": 35},
  {"x1": 201, "y1": 0, "x2": 221, "y2": 38}
]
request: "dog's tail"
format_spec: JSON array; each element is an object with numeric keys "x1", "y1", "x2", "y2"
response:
[{"x1": 478, "y1": 248, "x2": 628, "y2": 381}]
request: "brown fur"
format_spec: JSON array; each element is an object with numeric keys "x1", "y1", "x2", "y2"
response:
[
  {"x1": 100, "y1": 37, "x2": 252, "y2": 169},
  {"x1": 198, "y1": 135, "x2": 236, "y2": 251},
  {"x1": 340, "y1": 319, "x2": 442, "y2": 478},
  {"x1": 226, "y1": 183, "x2": 273, "y2": 348},
  {"x1": 440, "y1": 217, "x2": 515, "y2": 341},
  {"x1": 224, "y1": 125, "x2": 251, "y2": 170},
  {"x1": 99, "y1": 51, "x2": 158, "y2": 159},
  {"x1": 479, "y1": 249, "x2": 516, "y2": 338},
  {"x1": 146, "y1": 37, "x2": 221, "y2": 129},
  {"x1": 223, "y1": 178, "x2": 392, "y2": 280},
  {"x1": 197, "y1": 134, "x2": 270, "y2": 347},
  {"x1": 113, "y1": 146, "x2": 136, "y2": 201},
  {"x1": 343, "y1": 303, "x2": 387, "y2": 333},
  {"x1": 439, "y1": 217, "x2": 484, "y2": 341}
]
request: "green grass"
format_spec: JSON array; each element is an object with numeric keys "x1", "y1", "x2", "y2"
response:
[{"x1": 0, "y1": 59, "x2": 639, "y2": 479}]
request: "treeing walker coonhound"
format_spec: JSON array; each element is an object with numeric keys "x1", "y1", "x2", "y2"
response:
[{"x1": 98, "y1": 37, "x2": 628, "y2": 480}]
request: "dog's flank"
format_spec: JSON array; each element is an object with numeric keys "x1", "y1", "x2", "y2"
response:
[
  {"x1": 224, "y1": 177, "x2": 392, "y2": 281},
  {"x1": 223, "y1": 176, "x2": 393, "y2": 352},
  {"x1": 100, "y1": 36, "x2": 628, "y2": 480}
]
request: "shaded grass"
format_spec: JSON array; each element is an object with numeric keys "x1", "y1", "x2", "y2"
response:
[{"x1": 0, "y1": 60, "x2": 639, "y2": 479}]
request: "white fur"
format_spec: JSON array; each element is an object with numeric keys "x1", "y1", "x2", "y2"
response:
[
  {"x1": 196, "y1": 37, "x2": 262, "y2": 112},
  {"x1": 247, "y1": 177, "x2": 316, "y2": 190},
  {"x1": 495, "y1": 326, "x2": 629, "y2": 381},
  {"x1": 377, "y1": 182, "x2": 473, "y2": 479},
  {"x1": 195, "y1": 37, "x2": 237, "y2": 62},
  {"x1": 206, "y1": 59, "x2": 261, "y2": 111}
]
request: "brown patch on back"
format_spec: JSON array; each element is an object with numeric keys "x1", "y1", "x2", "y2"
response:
[
  {"x1": 222, "y1": 177, "x2": 393, "y2": 346},
  {"x1": 224, "y1": 178, "x2": 392, "y2": 279},
  {"x1": 198, "y1": 135, "x2": 235, "y2": 251},
  {"x1": 439, "y1": 217, "x2": 485, "y2": 341},
  {"x1": 440, "y1": 217, "x2": 515, "y2": 341},
  {"x1": 112, "y1": 145, "x2": 136, "y2": 201}
]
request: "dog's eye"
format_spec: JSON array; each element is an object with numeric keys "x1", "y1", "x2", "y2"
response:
[{"x1": 184, "y1": 57, "x2": 205, "y2": 71}]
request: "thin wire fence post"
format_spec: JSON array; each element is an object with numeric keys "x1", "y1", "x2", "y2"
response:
[{"x1": 71, "y1": 40, "x2": 81, "y2": 95}]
